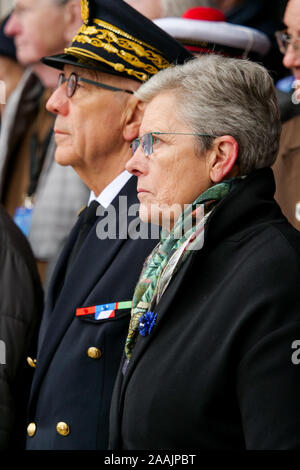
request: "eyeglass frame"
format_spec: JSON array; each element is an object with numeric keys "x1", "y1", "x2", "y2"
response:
[
  {"x1": 275, "y1": 29, "x2": 300, "y2": 55},
  {"x1": 130, "y1": 132, "x2": 217, "y2": 157},
  {"x1": 57, "y1": 72, "x2": 134, "y2": 98}
]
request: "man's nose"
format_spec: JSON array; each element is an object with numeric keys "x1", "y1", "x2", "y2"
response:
[{"x1": 46, "y1": 86, "x2": 69, "y2": 116}]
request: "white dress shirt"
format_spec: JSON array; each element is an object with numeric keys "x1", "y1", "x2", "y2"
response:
[{"x1": 88, "y1": 171, "x2": 132, "y2": 208}]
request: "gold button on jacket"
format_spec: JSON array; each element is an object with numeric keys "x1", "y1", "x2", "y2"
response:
[
  {"x1": 87, "y1": 347, "x2": 102, "y2": 359},
  {"x1": 27, "y1": 422, "x2": 36, "y2": 437},
  {"x1": 27, "y1": 357, "x2": 37, "y2": 368},
  {"x1": 56, "y1": 422, "x2": 70, "y2": 436}
]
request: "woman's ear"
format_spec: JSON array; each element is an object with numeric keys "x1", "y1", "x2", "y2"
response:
[
  {"x1": 63, "y1": 0, "x2": 83, "y2": 43},
  {"x1": 123, "y1": 99, "x2": 146, "y2": 142},
  {"x1": 209, "y1": 135, "x2": 239, "y2": 183}
]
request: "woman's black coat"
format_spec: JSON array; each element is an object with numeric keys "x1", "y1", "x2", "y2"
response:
[{"x1": 109, "y1": 168, "x2": 300, "y2": 450}]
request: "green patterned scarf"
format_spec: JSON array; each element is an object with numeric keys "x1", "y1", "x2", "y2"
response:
[{"x1": 124, "y1": 177, "x2": 242, "y2": 361}]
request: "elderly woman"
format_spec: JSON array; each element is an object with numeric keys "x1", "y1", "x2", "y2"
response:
[{"x1": 109, "y1": 55, "x2": 300, "y2": 450}]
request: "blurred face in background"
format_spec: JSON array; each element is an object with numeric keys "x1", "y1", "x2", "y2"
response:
[
  {"x1": 4, "y1": 0, "x2": 71, "y2": 66},
  {"x1": 4, "y1": 0, "x2": 82, "y2": 88},
  {"x1": 282, "y1": 0, "x2": 300, "y2": 80}
]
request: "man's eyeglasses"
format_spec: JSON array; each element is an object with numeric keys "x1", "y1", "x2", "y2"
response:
[
  {"x1": 57, "y1": 72, "x2": 134, "y2": 98},
  {"x1": 275, "y1": 29, "x2": 300, "y2": 56},
  {"x1": 130, "y1": 132, "x2": 217, "y2": 157}
]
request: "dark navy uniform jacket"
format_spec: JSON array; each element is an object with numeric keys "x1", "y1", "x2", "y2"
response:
[{"x1": 26, "y1": 176, "x2": 158, "y2": 450}]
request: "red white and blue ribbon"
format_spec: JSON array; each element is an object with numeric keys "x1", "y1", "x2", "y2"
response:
[{"x1": 76, "y1": 301, "x2": 132, "y2": 320}]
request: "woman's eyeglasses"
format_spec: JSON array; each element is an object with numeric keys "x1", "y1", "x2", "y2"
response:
[
  {"x1": 57, "y1": 72, "x2": 134, "y2": 98},
  {"x1": 130, "y1": 132, "x2": 216, "y2": 157}
]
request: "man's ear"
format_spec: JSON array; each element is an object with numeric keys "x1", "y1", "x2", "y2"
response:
[
  {"x1": 63, "y1": 0, "x2": 83, "y2": 43},
  {"x1": 123, "y1": 99, "x2": 145, "y2": 142},
  {"x1": 209, "y1": 135, "x2": 239, "y2": 183}
]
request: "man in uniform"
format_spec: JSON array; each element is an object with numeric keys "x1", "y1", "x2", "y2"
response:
[
  {"x1": 273, "y1": 0, "x2": 300, "y2": 231},
  {"x1": 26, "y1": 0, "x2": 192, "y2": 450}
]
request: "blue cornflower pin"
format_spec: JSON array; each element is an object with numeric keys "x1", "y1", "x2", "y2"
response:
[{"x1": 138, "y1": 311, "x2": 157, "y2": 336}]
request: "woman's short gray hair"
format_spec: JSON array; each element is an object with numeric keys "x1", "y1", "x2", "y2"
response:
[{"x1": 135, "y1": 55, "x2": 281, "y2": 175}]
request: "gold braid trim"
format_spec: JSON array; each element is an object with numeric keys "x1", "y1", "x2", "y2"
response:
[
  {"x1": 64, "y1": 47, "x2": 149, "y2": 82},
  {"x1": 70, "y1": 30, "x2": 165, "y2": 73},
  {"x1": 72, "y1": 25, "x2": 170, "y2": 70},
  {"x1": 92, "y1": 19, "x2": 161, "y2": 53},
  {"x1": 67, "y1": 24, "x2": 171, "y2": 80},
  {"x1": 80, "y1": 0, "x2": 89, "y2": 25}
]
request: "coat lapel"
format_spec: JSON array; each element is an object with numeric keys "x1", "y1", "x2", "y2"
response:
[
  {"x1": 45, "y1": 216, "x2": 83, "y2": 312},
  {"x1": 118, "y1": 252, "x2": 196, "y2": 406},
  {"x1": 31, "y1": 176, "x2": 140, "y2": 400}
]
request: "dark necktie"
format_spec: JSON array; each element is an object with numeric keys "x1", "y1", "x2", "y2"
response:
[{"x1": 66, "y1": 200, "x2": 100, "y2": 275}]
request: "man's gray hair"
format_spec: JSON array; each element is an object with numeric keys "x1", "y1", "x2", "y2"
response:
[{"x1": 135, "y1": 55, "x2": 281, "y2": 175}]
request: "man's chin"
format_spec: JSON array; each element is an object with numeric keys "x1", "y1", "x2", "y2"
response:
[{"x1": 54, "y1": 149, "x2": 76, "y2": 167}]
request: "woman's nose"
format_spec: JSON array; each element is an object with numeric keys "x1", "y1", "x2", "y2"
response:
[{"x1": 126, "y1": 146, "x2": 147, "y2": 176}]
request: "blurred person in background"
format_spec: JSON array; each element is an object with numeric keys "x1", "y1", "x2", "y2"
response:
[
  {"x1": 1, "y1": 0, "x2": 88, "y2": 285},
  {"x1": 0, "y1": 15, "x2": 24, "y2": 119},
  {"x1": 127, "y1": 0, "x2": 287, "y2": 81},
  {"x1": 0, "y1": 203, "x2": 43, "y2": 450},
  {"x1": 273, "y1": 0, "x2": 300, "y2": 232},
  {"x1": 0, "y1": 14, "x2": 43, "y2": 452},
  {"x1": 154, "y1": 6, "x2": 298, "y2": 124},
  {"x1": 210, "y1": 0, "x2": 288, "y2": 80},
  {"x1": 129, "y1": 1, "x2": 297, "y2": 124},
  {"x1": 155, "y1": 7, "x2": 271, "y2": 62}
]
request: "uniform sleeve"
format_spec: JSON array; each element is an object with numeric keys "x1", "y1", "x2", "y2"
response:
[{"x1": 237, "y1": 321, "x2": 300, "y2": 449}]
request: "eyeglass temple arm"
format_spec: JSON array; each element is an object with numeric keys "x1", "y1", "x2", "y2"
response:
[
  {"x1": 152, "y1": 132, "x2": 217, "y2": 137},
  {"x1": 78, "y1": 77, "x2": 134, "y2": 94}
]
